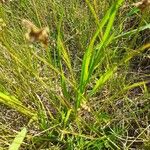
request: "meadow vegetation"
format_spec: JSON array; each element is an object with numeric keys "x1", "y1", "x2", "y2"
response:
[{"x1": 0, "y1": 0, "x2": 150, "y2": 149}]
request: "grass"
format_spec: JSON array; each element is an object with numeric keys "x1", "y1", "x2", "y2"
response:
[{"x1": 0, "y1": 0, "x2": 150, "y2": 149}]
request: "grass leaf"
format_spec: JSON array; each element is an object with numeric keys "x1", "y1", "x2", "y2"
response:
[
  {"x1": 89, "y1": 66, "x2": 117, "y2": 96},
  {"x1": 0, "y1": 91, "x2": 37, "y2": 120},
  {"x1": 9, "y1": 127, "x2": 27, "y2": 150}
]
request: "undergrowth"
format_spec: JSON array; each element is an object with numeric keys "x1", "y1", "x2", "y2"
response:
[{"x1": 0, "y1": 0, "x2": 150, "y2": 149}]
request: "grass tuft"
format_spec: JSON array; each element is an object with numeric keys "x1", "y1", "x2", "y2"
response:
[{"x1": 0, "y1": 0, "x2": 150, "y2": 149}]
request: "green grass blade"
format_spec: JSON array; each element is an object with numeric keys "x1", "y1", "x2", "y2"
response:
[
  {"x1": 92, "y1": 0, "x2": 124, "y2": 69},
  {"x1": 123, "y1": 81, "x2": 149, "y2": 92},
  {"x1": 57, "y1": 17, "x2": 75, "y2": 99},
  {"x1": 90, "y1": 43, "x2": 150, "y2": 96},
  {"x1": 89, "y1": 66, "x2": 117, "y2": 96},
  {"x1": 57, "y1": 36, "x2": 72, "y2": 73},
  {"x1": 9, "y1": 127, "x2": 27, "y2": 150},
  {"x1": 2, "y1": 44, "x2": 76, "y2": 98},
  {"x1": 85, "y1": 0, "x2": 100, "y2": 28},
  {"x1": 121, "y1": 43, "x2": 150, "y2": 64},
  {"x1": 80, "y1": 0, "x2": 124, "y2": 89},
  {"x1": 114, "y1": 24, "x2": 150, "y2": 39},
  {"x1": 78, "y1": 0, "x2": 124, "y2": 108},
  {"x1": 0, "y1": 91, "x2": 37, "y2": 120},
  {"x1": 80, "y1": 3, "x2": 115, "y2": 92}
]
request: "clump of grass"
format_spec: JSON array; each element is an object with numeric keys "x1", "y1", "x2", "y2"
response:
[{"x1": 0, "y1": 0, "x2": 150, "y2": 149}]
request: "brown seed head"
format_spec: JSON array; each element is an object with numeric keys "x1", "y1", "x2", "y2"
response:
[
  {"x1": 0, "y1": 0, "x2": 12, "y2": 4},
  {"x1": 22, "y1": 19, "x2": 49, "y2": 46},
  {"x1": 133, "y1": 0, "x2": 150, "y2": 11}
]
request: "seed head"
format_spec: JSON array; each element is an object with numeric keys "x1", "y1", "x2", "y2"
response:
[
  {"x1": 22, "y1": 19, "x2": 49, "y2": 47},
  {"x1": 133, "y1": 0, "x2": 150, "y2": 11}
]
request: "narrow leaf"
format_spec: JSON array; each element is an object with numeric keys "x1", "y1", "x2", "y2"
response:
[
  {"x1": 9, "y1": 127, "x2": 27, "y2": 150},
  {"x1": 90, "y1": 66, "x2": 117, "y2": 96},
  {"x1": 0, "y1": 92, "x2": 37, "y2": 120}
]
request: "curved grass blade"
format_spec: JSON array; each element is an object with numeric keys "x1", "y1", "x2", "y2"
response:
[
  {"x1": 90, "y1": 43, "x2": 150, "y2": 96},
  {"x1": 89, "y1": 66, "x2": 117, "y2": 96},
  {"x1": 114, "y1": 24, "x2": 150, "y2": 39},
  {"x1": 0, "y1": 91, "x2": 37, "y2": 120}
]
